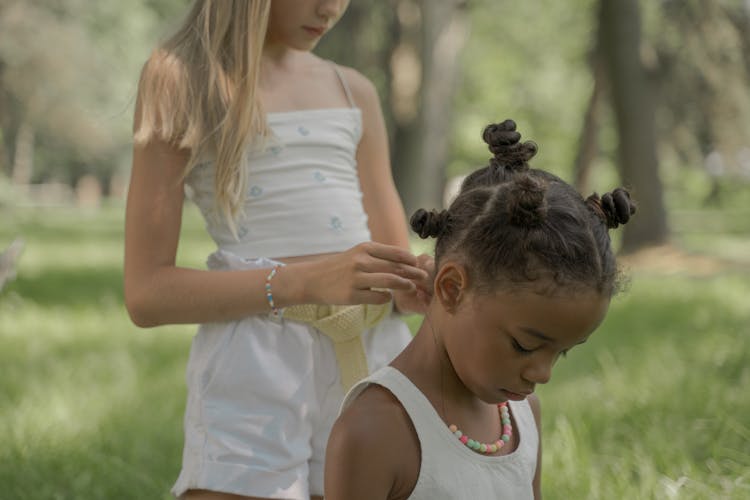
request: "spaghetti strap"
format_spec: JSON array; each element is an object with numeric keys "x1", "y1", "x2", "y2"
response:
[{"x1": 330, "y1": 62, "x2": 357, "y2": 108}]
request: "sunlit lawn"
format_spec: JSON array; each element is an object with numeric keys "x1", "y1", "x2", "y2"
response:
[{"x1": 1, "y1": 202, "x2": 749, "y2": 499}]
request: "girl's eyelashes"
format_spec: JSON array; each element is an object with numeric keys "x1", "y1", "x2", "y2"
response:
[
  {"x1": 511, "y1": 338, "x2": 534, "y2": 354},
  {"x1": 511, "y1": 337, "x2": 571, "y2": 358}
]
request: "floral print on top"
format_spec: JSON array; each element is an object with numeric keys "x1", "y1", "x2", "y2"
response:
[{"x1": 186, "y1": 108, "x2": 369, "y2": 259}]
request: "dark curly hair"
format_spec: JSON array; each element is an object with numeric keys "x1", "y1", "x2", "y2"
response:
[{"x1": 410, "y1": 119, "x2": 636, "y2": 296}]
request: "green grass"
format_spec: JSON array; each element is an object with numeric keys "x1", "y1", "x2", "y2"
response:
[
  {"x1": 1, "y1": 202, "x2": 749, "y2": 499},
  {"x1": 539, "y1": 273, "x2": 750, "y2": 499}
]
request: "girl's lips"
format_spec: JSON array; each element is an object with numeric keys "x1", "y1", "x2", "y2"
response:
[
  {"x1": 503, "y1": 390, "x2": 529, "y2": 401},
  {"x1": 303, "y1": 26, "x2": 325, "y2": 37}
]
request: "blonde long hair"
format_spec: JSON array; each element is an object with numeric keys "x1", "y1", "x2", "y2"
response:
[{"x1": 134, "y1": 0, "x2": 272, "y2": 227}]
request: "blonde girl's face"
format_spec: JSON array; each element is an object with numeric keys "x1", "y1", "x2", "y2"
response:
[
  {"x1": 442, "y1": 283, "x2": 610, "y2": 404},
  {"x1": 266, "y1": 0, "x2": 351, "y2": 51}
]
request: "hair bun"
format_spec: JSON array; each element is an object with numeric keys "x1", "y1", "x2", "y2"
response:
[
  {"x1": 482, "y1": 120, "x2": 538, "y2": 172},
  {"x1": 586, "y1": 188, "x2": 637, "y2": 228},
  {"x1": 410, "y1": 208, "x2": 450, "y2": 239},
  {"x1": 508, "y1": 175, "x2": 547, "y2": 227}
]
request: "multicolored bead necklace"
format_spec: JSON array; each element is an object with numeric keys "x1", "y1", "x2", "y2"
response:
[
  {"x1": 448, "y1": 402, "x2": 513, "y2": 454},
  {"x1": 425, "y1": 313, "x2": 514, "y2": 455}
]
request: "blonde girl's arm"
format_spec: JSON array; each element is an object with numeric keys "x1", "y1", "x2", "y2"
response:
[
  {"x1": 125, "y1": 92, "x2": 426, "y2": 328},
  {"x1": 344, "y1": 67, "x2": 410, "y2": 250},
  {"x1": 343, "y1": 67, "x2": 433, "y2": 313},
  {"x1": 124, "y1": 94, "x2": 289, "y2": 326}
]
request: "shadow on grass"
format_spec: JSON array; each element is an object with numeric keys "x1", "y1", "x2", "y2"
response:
[{"x1": 4, "y1": 267, "x2": 124, "y2": 307}]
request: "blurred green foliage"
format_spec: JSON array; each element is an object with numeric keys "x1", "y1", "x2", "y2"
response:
[
  {"x1": 452, "y1": 0, "x2": 600, "y2": 179},
  {"x1": 2, "y1": 0, "x2": 749, "y2": 203}
]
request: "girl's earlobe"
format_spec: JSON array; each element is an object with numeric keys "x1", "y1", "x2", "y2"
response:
[{"x1": 434, "y1": 263, "x2": 467, "y2": 313}]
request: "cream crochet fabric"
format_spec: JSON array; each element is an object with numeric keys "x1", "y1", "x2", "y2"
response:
[{"x1": 283, "y1": 302, "x2": 392, "y2": 390}]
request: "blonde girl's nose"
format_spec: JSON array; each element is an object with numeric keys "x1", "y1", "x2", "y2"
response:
[{"x1": 316, "y1": 0, "x2": 346, "y2": 21}]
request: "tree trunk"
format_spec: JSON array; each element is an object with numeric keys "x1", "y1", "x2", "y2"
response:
[
  {"x1": 599, "y1": 0, "x2": 669, "y2": 252},
  {"x1": 391, "y1": 0, "x2": 469, "y2": 214},
  {"x1": 573, "y1": 50, "x2": 605, "y2": 194},
  {"x1": 0, "y1": 130, "x2": 9, "y2": 178},
  {"x1": 11, "y1": 119, "x2": 34, "y2": 188}
]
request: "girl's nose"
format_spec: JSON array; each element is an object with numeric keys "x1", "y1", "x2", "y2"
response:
[
  {"x1": 523, "y1": 358, "x2": 553, "y2": 385},
  {"x1": 317, "y1": 0, "x2": 345, "y2": 21}
]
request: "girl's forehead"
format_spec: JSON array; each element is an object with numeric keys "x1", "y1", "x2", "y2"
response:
[{"x1": 470, "y1": 288, "x2": 610, "y2": 344}]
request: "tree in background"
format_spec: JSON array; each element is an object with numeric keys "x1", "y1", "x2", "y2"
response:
[
  {"x1": 648, "y1": 0, "x2": 750, "y2": 205},
  {"x1": 0, "y1": 0, "x2": 173, "y2": 193},
  {"x1": 318, "y1": 0, "x2": 469, "y2": 214},
  {"x1": 599, "y1": 0, "x2": 669, "y2": 251},
  {"x1": 573, "y1": 0, "x2": 750, "y2": 250}
]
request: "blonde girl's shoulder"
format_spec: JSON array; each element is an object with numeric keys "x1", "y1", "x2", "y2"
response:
[
  {"x1": 134, "y1": 48, "x2": 191, "y2": 143},
  {"x1": 138, "y1": 48, "x2": 187, "y2": 94},
  {"x1": 333, "y1": 64, "x2": 380, "y2": 109}
]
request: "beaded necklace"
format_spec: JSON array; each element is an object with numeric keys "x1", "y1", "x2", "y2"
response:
[
  {"x1": 427, "y1": 314, "x2": 513, "y2": 455},
  {"x1": 448, "y1": 402, "x2": 512, "y2": 454}
]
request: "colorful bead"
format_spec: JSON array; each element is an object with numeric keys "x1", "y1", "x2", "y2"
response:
[
  {"x1": 265, "y1": 265, "x2": 282, "y2": 317},
  {"x1": 448, "y1": 402, "x2": 513, "y2": 455}
]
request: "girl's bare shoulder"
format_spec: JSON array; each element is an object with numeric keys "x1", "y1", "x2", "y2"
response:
[
  {"x1": 336, "y1": 383, "x2": 415, "y2": 445},
  {"x1": 329, "y1": 383, "x2": 420, "y2": 488}
]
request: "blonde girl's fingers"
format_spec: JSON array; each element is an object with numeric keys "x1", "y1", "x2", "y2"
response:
[
  {"x1": 353, "y1": 289, "x2": 394, "y2": 305},
  {"x1": 359, "y1": 272, "x2": 417, "y2": 292},
  {"x1": 416, "y1": 253, "x2": 435, "y2": 274},
  {"x1": 358, "y1": 247, "x2": 429, "y2": 280},
  {"x1": 364, "y1": 260, "x2": 428, "y2": 281},
  {"x1": 362, "y1": 241, "x2": 419, "y2": 267}
]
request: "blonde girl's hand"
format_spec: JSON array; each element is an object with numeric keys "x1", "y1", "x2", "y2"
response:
[
  {"x1": 300, "y1": 242, "x2": 429, "y2": 306},
  {"x1": 392, "y1": 253, "x2": 435, "y2": 314}
]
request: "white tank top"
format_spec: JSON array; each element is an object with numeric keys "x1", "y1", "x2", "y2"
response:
[
  {"x1": 186, "y1": 66, "x2": 371, "y2": 259},
  {"x1": 342, "y1": 366, "x2": 539, "y2": 500}
]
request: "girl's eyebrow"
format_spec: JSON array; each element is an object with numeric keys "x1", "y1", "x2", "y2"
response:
[
  {"x1": 520, "y1": 327, "x2": 553, "y2": 342},
  {"x1": 521, "y1": 327, "x2": 590, "y2": 346}
]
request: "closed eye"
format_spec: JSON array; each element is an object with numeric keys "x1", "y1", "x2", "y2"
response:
[{"x1": 511, "y1": 338, "x2": 534, "y2": 354}]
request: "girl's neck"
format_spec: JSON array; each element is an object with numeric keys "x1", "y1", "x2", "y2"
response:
[
  {"x1": 393, "y1": 316, "x2": 486, "y2": 415},
  {"x1": 261, "y1": 45, "x2": 305, "y2": 68}
]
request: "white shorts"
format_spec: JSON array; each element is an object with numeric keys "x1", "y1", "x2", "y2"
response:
[{"x1": 171, "y1": 258, "x2": 412, "y2": 498}]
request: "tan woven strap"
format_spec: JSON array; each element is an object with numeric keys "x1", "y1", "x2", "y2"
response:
[{"x1": 283, "y1": 302, "x2": 392, "y2": 390}]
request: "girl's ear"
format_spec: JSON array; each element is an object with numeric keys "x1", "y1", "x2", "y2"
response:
[{"x1": 434, "y1": 261, "x2": 469, "y2": 313}]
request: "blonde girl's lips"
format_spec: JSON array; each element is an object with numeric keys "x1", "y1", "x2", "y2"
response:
[{"x1": 303, "y1": 26, "x2": 325, "y2": 37}]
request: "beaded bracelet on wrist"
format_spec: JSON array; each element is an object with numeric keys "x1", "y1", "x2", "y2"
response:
[{"x1": 265, "y1": 265, "x2": 282, "y2": 317}]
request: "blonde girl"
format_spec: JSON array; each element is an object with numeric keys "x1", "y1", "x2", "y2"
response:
[{"x1": 125, "y1": 1, "x2": 430, "y2": 499}]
